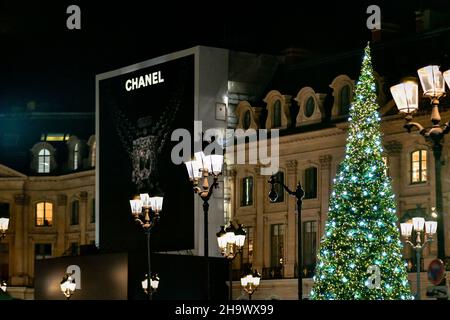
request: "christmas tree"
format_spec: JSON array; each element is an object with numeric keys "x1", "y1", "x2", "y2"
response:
[{"x1": 310, "y1": 44, "x2": 413, "y2": 300}]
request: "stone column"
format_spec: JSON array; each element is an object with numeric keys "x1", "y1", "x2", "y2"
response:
[
  {"x1": 80, "y1": 191, "x2": 88, "y2": 245},
  {"x1": 285, "y1": 160, "x2": 298, "y2": 278},
  {"x1": 56, "y1": 194, "x2": 67, "y2": 256},
  {"x1": 11, "y1": 194, "x2": 27, "y2": 286},
  {"x1": 253, "y1": 166, "x2": 265, "y2": 274},
  {"x1": 319, "y1": 155, "x2": 332, "y2": 236}
]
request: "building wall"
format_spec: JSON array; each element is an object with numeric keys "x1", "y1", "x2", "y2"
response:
[
  {"x1": 0, "y1": 167, "x2": 95, "y2": 298},
  {"x1": 228, "y1": 107, "x2": 450, "y2": 299}
]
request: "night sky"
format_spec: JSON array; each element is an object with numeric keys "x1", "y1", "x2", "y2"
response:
[{"x1": 0, "y1": 0, "x2": 449, "y2": 113}]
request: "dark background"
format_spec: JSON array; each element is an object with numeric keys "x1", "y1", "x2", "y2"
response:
[
  {"x1": 98, "y1": 55, "x2": 195, "y2": 253},
  {"x1": 1, "y1": 0, "x2": 449, "y2": 114}
]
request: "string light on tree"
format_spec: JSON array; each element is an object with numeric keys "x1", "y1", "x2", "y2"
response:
[{"x1": 310, "y1": 44, "x2": 413, "y2": 300}]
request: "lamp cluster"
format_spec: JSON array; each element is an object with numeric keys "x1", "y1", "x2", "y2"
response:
[
  {"x1": 400, "y1": 217, "x2": 437, "y2": 240},
  {"x1": 240, "y1": 270, "x2": 261, "y2": 299},
  {"x1": 60, "y1": 274, "x2": 76, "y2": 299},
  {"x1": 185, "y1": 152, "x2": 224, "y2": 196},
  {"x1": 129, "y1": 193, "x2": 163, "y2": 230},
  {"x1": 391, "y1": 65, "x2": 450, "y2": 114},
  {"x1": 141, "y1": 273, "x2": 160, "y2": 294},
  {"x1": 216, "y1": 222, "x2": 246, "y2": 259},
  {"x1": 0, "y1": 280, "x2": 6, "y2": 293},
  {"x1": 0, "y1": 217, "x2": 9, "y2": 240}
]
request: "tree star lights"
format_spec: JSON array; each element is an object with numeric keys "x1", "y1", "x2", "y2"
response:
[{"x1": 310, "y1": 44, "x2": 413, "y2": 300}]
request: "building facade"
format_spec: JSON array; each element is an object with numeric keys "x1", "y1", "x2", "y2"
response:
[{"x1": 0, "y1": 116, "x2": 95, "y2": 299}]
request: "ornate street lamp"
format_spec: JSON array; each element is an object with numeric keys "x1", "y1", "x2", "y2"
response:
[
  {"x1": 141, "y1": 273, "x2": 160, "y2": 299},
  {"x1": 0, "y1": 280, "x2": 6, "y2": 292},
  {"x1": 391, "y1": 65, "x2": 450, "y2": 259},
  {"x1": 129, "y1": 193, "x2": 163, "y2": 300},
  {"x1": 185, "y1": 151, "x2": 224, "y2": 300},
  {"x1": 0, "y1": 218, "x2": 9, "y2": 240},
  {"x1": 60, "y1": 273, "x2": 76, "y2": 300},
  {"x1": 268, "y1": 175, "x2": 304, "y2": 300},
  {"x1": 240, "y1": 269, "x2": 261, "y2": 300},
  {"x1": 400, "y1": 216, "x2": 437, "y2": 300},
  {"x1": 217, "y1": 222, "x2": 246, "y2": 300}
]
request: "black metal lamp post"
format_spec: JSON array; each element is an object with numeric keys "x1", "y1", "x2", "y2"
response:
[
  {"x1": 400, "y1": 217, "x2": 437, "y2": 299},
  {"x1": 268, "y1": 175, "x2": 304, "y2": 300},
  {"x1": 129, "y1": 193, "x2": 163, "y2": 300},
  {"x1": 391, "y1": 66, "x2": 450, "y2": 260},
  {"x1": 141, "y1": 273, "x2": 160, "y2": 299},
  {"x1": 217, "y1": 222, "x2": 246, "y2": 300},
  {"x1": 185, "y1": 152, "x2": 224, "y2": 300}
]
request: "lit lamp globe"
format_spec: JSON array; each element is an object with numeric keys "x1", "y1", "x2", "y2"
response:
[
  {"x1": 417, "y1": 65, "x2": 446, "y2": 99},
  {"x1": 0, "y1": 217, "x2": 9, "y2": 239},
  {"x1": 390, "y1": 81, "x2": 419, "y2": 114},
  {"x1": 142, "y1": 274, "x2": 160, "y2": 294},
  {"x1": 60, "y1": 275, "x2": 76, "y2": 299},
  {"x1": 0, "y1": 281, "x2": 6, "y2": 292}
]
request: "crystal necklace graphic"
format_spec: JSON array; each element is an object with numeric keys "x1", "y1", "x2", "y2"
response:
[{"x1": 112, "y1": 63, "x2": 188, "y2": 193}]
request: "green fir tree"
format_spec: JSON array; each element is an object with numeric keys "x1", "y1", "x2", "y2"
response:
[{"x1": 310, "y1": 44, "x2": 413, "y2": 300}]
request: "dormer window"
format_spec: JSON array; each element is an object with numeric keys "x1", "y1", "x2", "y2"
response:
[
  {"x1": 74, "y1": 143, "x2": 79, "y2": 170},
  {"x1": 339, "y1": 85, "x2": 351, "y2": 115},
  {"x1": 305, "y1": 97, "x2": 315, "y2": 117},
  {"x1": 38, "y1": 149, "x2": 51, "y2": 173},
  {"x1": 272, "y1": 100, "x2": 282, "y2": 128}
]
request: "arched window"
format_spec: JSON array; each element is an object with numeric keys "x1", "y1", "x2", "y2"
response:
[
  {"x1": 241, "y1": 176, "x2": 253, "y2": 207},
  {"x1": 340, "y1": 85, "x2": 351, "y2": 115},
  {"x1": 38, "y1": 149, "x2": 51, "y2": 173},
  {"x1": 305, "y1": 96, "x2": 315, "y2": 118},
  {"x1": 411, "y1": 150, "x2": 427, "y2": 183},
  {"x1": 243, "y1": 111, "x2": 251, "y2": 130},
  {"x1": 273, "y1": 100, "x2": 282, "y2": 128},
  {"x1": 73, "y1": 143, "x2": 79, "y2": 170},
  {"x1": 91, "y1": 141, "x2": 96, "y2": 167},
  {"x1": 71, "y1": 200, "x2": 79, "y2": 225},
  {"x1": 36, "y1": 202, "x2": 53, "y2": 226}
]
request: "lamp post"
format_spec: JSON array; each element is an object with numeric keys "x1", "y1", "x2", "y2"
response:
[
  {"x1": 391, "y1": 65, "x2": 450, "y2": 260},
  {"x1": 185, "y1": 152, "x2": 224, "y2": 300},
  {"x1": 268, "y1": 175, "x2": 304, "y2": 300},
  {"x1": 240, "y1": 269, "x2": 261, "y2": 300},
  {"x1": 216, "y1": 222, "x2": 246, "y2": 300},
  {"x1": 0, "y1": 280, "x2": 6, "y2": 293},
  {"x1": 400, "y1": 216, "x2": 437, "y2": 300},
  {"x1": 129, "y1": 193, "x2": 163, "y2": 300},
  {"x1": 0, "y1": 218, "x2": 9, "y2": 240},
  {"x1": 60, "y1": 273, "x2": 76, "y2": 300},
  {"x1": 141, "y1": 273, "x2": 160, "y2": 299}
]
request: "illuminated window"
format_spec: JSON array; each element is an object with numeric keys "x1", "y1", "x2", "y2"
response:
[
  {"x1": 36, "y1": 202, "x2": 53, "y2": 226},
  {"x1": 38, "y1": 149, "x2": 51, "y2": 173},
  {"x1": 74, "y1": 143, "x2": 79, "y2": 170},
  {"x1": 41, "y1": 133, "x2": 69, "y2": 142},
  {"x1": 304, "y1": 167, "x2": 317, "y2": 199},
  {"x1": 71, "y1": 200, "x2": 79, "y2": 225},
  {"x1": 241, "y1": 176, "x2": 253, "y2": 206},
  {"x1": 411, "y1": 150, "x2": 427, "y2": 183},
  {"x1": 91, "y1": 141, "x2": 96, "y2": 167},
  {"x1": 273, "y1": 100, "x2": 282, "y2": 128}
]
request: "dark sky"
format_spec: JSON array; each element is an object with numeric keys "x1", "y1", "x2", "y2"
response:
[{"x1": 0, "y1": 0, "x2": 449, "y2": 112}]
